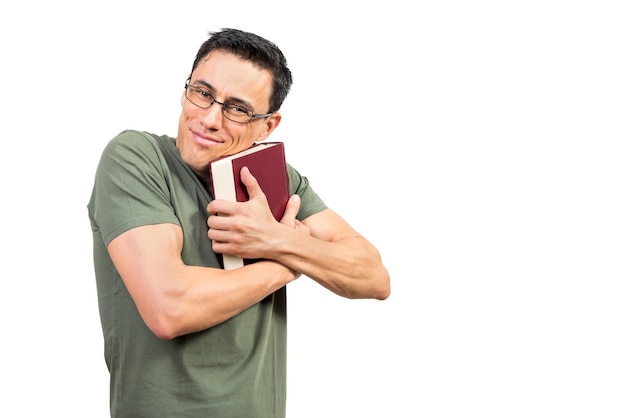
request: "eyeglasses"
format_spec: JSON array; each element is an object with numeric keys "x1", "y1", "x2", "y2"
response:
[{"x1": 184, "y1": 83, "x2": 273, "y2": 124}]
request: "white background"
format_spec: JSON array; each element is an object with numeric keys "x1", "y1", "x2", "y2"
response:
[{"x1": 1, "y1": 1, "x2": 624, "y2": 417}]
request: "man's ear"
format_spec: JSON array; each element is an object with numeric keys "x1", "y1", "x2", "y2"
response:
[{"x1": 255, "y1": 112, "x2": 282, "y2": 142}]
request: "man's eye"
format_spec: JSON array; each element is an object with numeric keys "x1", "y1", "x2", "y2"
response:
[
  {"x1": 225, "y1": 104, "x2": 250, "y2": 115},
  {"x1": 196, "y1": 89, "x2": 212, "y2": 99}
]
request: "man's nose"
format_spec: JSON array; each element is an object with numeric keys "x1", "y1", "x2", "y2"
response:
[{"x1": 201, "y1": 100, "x2": 224, "y2": 126}]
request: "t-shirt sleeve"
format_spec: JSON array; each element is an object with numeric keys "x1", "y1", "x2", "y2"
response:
[
  {"x1": 286, "y1": 163, "x2": 327, "y2": 220},
  {"x1": 88, "y1": 130, "x2": 181, "y2": 246}
]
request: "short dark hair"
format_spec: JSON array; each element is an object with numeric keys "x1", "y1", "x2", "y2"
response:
[{"x1": 190, "y1": 28, "x2": 293, "y2": 113}]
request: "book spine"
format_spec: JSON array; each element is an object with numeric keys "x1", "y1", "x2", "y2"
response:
[{"x1": 210, "y1": 161, "x2": 244, "y2": 270}]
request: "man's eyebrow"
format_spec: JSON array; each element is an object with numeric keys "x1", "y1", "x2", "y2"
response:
[
  {"x1": 192, "y1": 79, "x2": 255, "y2": 110},
  {"x1": 193, "y1": 80, "x2": 215, "y2": 91}
]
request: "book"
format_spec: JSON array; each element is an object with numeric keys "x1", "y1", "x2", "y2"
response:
[{"x1": 209, "y1": 142, "x2": 289, "y2": 270}]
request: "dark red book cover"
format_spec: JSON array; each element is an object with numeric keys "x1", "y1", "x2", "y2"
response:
[{"x1": 209, "y1": 142, "x2": 289, "y2": 269}]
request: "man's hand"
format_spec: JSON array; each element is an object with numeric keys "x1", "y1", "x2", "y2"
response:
[
  {"x1": 279, "y1": 192, "x2": 311, "y2": 237},
  {"x1": 207, "y1": 166, "x2": 309, "y2": 259}
]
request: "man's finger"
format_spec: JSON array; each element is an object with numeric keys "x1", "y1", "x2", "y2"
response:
[
  {"x1": 239, "y1": 166, "x2": 265, "y2": 200},
  {"x1": 280, "y1": 194, "x2": 300, "y2": 227}
]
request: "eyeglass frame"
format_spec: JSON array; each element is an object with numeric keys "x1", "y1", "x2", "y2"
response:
[{"x1": 184, "y1": 81, "x2": 274, "y2": 124}]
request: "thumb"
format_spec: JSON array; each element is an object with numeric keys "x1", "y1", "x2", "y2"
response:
[
  {"x1": 280, "y1": 194, "x2": 301, "y2": 227},
  {"x1": 240, "y1": 166, "x2": 265, "y2": 200}
]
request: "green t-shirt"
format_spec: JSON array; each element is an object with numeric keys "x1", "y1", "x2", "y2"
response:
[{"x1": 87, "y1": 130, "x2": 326, "y2": 418}]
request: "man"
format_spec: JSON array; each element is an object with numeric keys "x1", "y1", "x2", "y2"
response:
[{"x1": 88, "y1": 28, "x2": 390, "y2": 417}]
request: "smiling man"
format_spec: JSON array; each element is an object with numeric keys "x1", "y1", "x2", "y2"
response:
[{"x1": 88, "y1": 28, "x2": 390, "y2": 418}]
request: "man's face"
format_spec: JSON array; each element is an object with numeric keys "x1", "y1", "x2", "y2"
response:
[{"x1": 176, "y1": 50, "x2": 280, "y2": 180}]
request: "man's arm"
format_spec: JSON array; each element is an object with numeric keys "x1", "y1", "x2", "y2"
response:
[
  {"x1": 278, "y1": 208, "x2": 390, "y2": 300},
  {"x1": 207, "y1": 167, "x2": 391, "y2": 300},
  {"x1": 107, "y1": 222, "x2": 299, "y2": 340}
]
